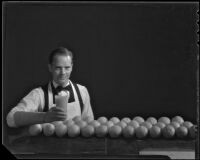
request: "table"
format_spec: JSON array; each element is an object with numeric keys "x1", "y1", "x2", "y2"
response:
[{"x1": 5, "y1": 127, "x2": 196, "y2": 159}]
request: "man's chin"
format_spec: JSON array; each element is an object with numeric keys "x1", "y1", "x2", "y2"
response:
[{"x1": 57, "y1": 79, "x2": 68, "y2": 85}]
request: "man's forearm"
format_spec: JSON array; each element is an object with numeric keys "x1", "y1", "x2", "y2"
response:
[{"x1": 14, "y1": 111, "x2": 46, "y2": 127}]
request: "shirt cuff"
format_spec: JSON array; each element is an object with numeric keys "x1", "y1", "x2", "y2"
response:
[{"x1": 6, "y1": 109, "x2": 18, "y2": 128}]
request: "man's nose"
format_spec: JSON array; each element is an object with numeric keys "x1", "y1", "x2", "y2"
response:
[{"x1": 60, "y1": 68, "x2": 66, "y2": 74}]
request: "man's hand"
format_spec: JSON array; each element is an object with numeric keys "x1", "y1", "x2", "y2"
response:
[{"x1": 44, "y1": 107, "x2": 67, "y2": 123}]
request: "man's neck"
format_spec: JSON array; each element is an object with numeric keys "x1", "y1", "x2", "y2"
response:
[{"x1": 52, "y1": 80, "x2": 70, "y2": 88}]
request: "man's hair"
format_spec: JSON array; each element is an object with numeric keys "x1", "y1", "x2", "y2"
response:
[{"x1": 49, "y1": 47, "x2": 73, "y2": 64}]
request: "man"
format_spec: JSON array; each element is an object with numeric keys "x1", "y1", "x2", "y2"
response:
[{"x1": 7, "y1": 47, "x2": 94, "y2": 128}]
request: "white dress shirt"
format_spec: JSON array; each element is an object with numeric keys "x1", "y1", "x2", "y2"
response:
[{"x1": 6, "y1": 80, "x2": 94, "y2": 128}]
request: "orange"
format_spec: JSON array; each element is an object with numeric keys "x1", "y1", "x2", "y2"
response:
[
  {"x1": 146, "y1": 117, "x2": 157, "y2": 125},
  {"x1": 154, "y1": 122, "x2": 166, "y2": 130},
  {"x1": 82, "y1": 116, "x2": 94, "y2": 123},
  {"x1": 135, "y1": 126, "x2": 148, "y2": 139},
  {"x1": 95, "y1": 125, "x2": 108, "y2": 137},
  {"x1": 171, "y1": 116, "x2": 184, "y2": 124},
  {"x1": 149, "y1": 126, "x2": 161, "y2": 138},
  {"x1": 162, "y1": 125, "x2": 175, "y2": 139},
  {"x1": 110, "y1": 117, "x2": 120, "y2": 124},
  {"x1": 133, "y1": 116, "x2": 145, "y2": 124},
  {"x1": 55, "y1": 123, "x2": 67, "y2": 137},
  {"x1": 63, "y1": 119, "x2": 75, "y2": 127},
  {"x1": 42, "y1": 123, "x2": 55, "y2": 136},
  {"x1": 108, "y1": 125, "x2": 122, "y2": 138},
  {"x1": 51, "y1": 121, "x2": 64, "y2": 126},
  {"x1": 176, "y1": 126, "x2": 188, "y2": 138},
  {"x1": 29, "y1": 124, "x2": 42, "y2": 136},
  {"x1": 102, "y1": 121, "x2": 114, "y2": 128},
  {"x1": 121, "y1": 117, "x2": 131, "y2": 124},
  {"x1": 122, "y1": 125, "x2": 135, "y2": 138},
  {"x1": 67, "y1": 124, "x2": 80, "y2": 137},
  {"x1": 140, "y1": 121, "x2": 152, "y2": 130},
  {"x1": 88, "y1": 120, "x2": 101, "y2": 128},
  {"x1": 97, "y1": 117, "x2": 108, "y2": 124},
  {"x1": 158, "y1": 117, "x2": 171, "y2": 125},
  {"x1": 72, "y1": 116, "x2": 82, "y2": 123},
  {"x1": 189, "y1": 125, "x2": 196, "y2": 139},
  {"x1": 116, "y1": 121, "x2": 127, "y2": 129},
  {"x1": 81, "y1": 125, "x2": 95, "y2": 138},
  {"x1": 170, "y1": 121, "x2": 180, "y2": 130},
  {"x1": 75, "y1": 120, "x2": 87, "y2": 129},
  {"x1": 181, "y1": 121, "x2": 193, "y2": 129},
  {"x1": 128, "y1": 120, "x2": 140, "y2": 129}
]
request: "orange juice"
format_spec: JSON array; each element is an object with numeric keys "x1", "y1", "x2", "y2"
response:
[{"x1": 55, "y1": 91, "x2": 69, "y2": 113}]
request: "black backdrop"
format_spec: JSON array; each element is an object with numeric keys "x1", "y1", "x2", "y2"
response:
[{"x1": 3, "y1": 3, "x2": 198, "y2": 126}]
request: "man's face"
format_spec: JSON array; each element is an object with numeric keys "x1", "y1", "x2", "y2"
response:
[{"x1": 48, "y1": 55, "x2": 73, "y2": 86}]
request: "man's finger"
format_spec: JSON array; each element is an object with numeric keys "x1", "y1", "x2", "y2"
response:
[
  {"x1": 52, "y1": 107, "x2": 65, "y2": 112},
  {"x1": 55, "y1": 112, "x2": 67, "y2": 117},
  {"x1": 55, "y1": 115, "x2": 67, "y2": 121}
]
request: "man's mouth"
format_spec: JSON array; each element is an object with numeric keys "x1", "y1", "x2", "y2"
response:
[{"x1": 59, "y1": 77, "x2": 66, "y2": 80}]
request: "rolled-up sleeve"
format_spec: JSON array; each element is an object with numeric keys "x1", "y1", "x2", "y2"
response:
[
  {"x1": 80, "y1": 86, "x2": 94, "y2": 120},
  {"x1": 6, "y1": 88, "x2": 43, "y2": 128}
]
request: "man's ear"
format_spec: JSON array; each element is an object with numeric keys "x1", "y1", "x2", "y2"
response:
[
  {"x1": 48, "y1": 64, "x2": 52, "y2": 73},
  {"x1": 71, "y1": 63, "x2": 73, "y2": 70}
]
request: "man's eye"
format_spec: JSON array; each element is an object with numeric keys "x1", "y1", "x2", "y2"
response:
[{"x1": 55, "y1": 67, "x2": 70, "y2": 70}]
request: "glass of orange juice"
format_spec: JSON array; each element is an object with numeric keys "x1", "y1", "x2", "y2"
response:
[{"x1": 55, "y1": 91, "x2": 69, "y2": 113}]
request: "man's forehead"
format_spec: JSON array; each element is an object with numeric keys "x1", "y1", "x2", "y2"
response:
[{"x1": 53, "y1": 55, "x2": 72, "y2": 63}]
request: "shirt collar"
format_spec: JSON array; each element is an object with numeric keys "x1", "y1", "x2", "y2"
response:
[{"x1": 52, "y1": 80, "x2": 71, "y2": 88}]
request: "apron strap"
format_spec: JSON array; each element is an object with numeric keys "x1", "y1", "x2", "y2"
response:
[
  {"x1": 41, "y1": 83, "x2": 49, "y2": 112},
  {"x1": 72, "y1": 82, "x2": 83, "y2": 113}
]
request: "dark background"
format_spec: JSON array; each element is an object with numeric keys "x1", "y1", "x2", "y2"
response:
[{"x1": 3, "y1": 2, "x2": 198, "y2": 130}]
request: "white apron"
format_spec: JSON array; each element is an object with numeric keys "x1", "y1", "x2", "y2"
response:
[{"x1": 47, "y1": 82, "x2": 81, "y2": 120}]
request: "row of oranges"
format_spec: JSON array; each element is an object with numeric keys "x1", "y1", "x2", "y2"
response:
[{"x1": 28, "y1": 116, "x2": 196, "y2": 139}]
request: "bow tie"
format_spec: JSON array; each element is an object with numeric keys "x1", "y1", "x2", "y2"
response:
[
  {"x1": 51, "y1": 83, "x2": 75, "y2": 103},
  {"x1": 56, "y1": 85, "x2": 71, "y2": 93}
]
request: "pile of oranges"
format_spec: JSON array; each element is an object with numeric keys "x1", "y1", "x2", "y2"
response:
[{"x1": 28, "y1": 116, "x2": 197, "y2": 139}]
